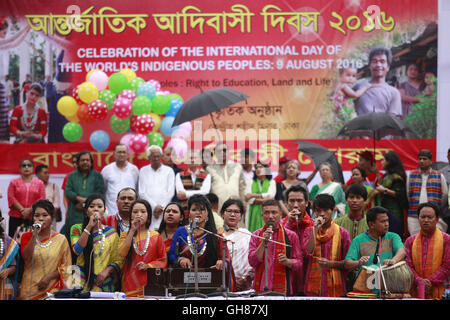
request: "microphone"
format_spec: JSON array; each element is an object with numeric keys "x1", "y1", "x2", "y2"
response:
[
  {"x1": 373, "y1": 239, "x2": 380, "y2": 264},
  {"x1": 314, "y1": 218, "x2": 322, "y2": 228},
  {"x1": 191, "y1": 217, "x2": 199, "y2": 230},
  {"x1": 32, "y1": 223, "x2": 42, "y2": 230},
  {"x1": 94, "y1": 215, "x2": 100, "y2": 221},
  {"x1": 267, "y1": 221, "x2": 274, "y2": 241}
]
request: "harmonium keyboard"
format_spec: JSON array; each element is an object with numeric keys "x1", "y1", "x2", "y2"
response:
[{"x1": 144, "y1": 268, "x2": 223, "y2": 296}]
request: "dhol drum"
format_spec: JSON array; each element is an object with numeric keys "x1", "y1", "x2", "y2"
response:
[
  {"x1": 352, "y1": 261, "x2": 413, "y2": 294},
  {"x1": 379, "y1": 261, "x2": 414, "y2": 294}
]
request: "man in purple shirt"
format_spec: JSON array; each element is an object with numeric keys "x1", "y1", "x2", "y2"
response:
[
  {"x1": 404, "y1": 202, "x2": 450, "y2": 299},
  {"x1": 248, "y1": 199, "x2": 302, "y2": 296}
]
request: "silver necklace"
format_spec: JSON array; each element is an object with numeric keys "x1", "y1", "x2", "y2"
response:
[
  {"x1": 35, "y1": 231, "x2": 53, "y2": 249},
  {"x1": 0, "y1": 236, "x2": 3, "y2": 258},
  {"x1": 94, "y1": 227, "x2": 106, "y2": 257},
  {"x1": 186, "y1": 225, "x2": 207, "y2": 256},
  {"x1": 133, "y1": 230, "x2": 150, "y2": 256}
]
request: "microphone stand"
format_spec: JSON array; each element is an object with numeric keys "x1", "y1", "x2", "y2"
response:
[
  {"x1": 229, "y1": 227, "x2": 289, "y2": 297},
  {"x1": 194, "y1": 226, "x2": 239, "y2": 298},
  {"x1": 176, "y1": 224, "x2": 208, "y2": 299}
]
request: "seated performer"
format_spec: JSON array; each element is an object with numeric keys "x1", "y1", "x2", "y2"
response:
[
  {"x1": 405, "y1": 202, "x2": 450, "y2": 299},
  {"x1": 248, "y1": 199, "x2": 302, "y2": 296},
  {"x1": 304, "y1": 194, "x2": 351, "y2": 297}
]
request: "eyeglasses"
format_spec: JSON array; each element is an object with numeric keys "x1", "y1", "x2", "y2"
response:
[
  {"x1": 225, "y1": 209, "x2": 241, "y2": 216},
  {"x1": 21, "y1": 163, "x2": 33, "y2": 168}
]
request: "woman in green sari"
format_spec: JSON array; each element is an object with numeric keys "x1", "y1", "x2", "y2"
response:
[
  {"x1": 310, "y1": 162, "x2": 346, "y2": 219},
  {"x1": 374, "y1": 151, "x2": 409, "y2": 239},
  {"x1": 245, "y1": 161, "x2": 276, "y2": 232}
]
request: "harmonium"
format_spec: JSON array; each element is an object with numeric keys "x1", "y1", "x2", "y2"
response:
[{"x1": 144, "y1": 268, "x2": 222, "y2": 296}]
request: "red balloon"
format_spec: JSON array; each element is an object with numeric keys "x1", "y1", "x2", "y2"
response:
[
  {"x1": 131, "y1": 114, "x2": 155, "y2": 135},
  {"x1": 129, "y1": 133, "x2": 148, "y2": 154},
  {"x1": 88, "y1": 100, "x2": 109, "y2": 121},
  {"x1": 77, "y1": 103, "x2": 95, "y2": 124},
  {"x1": 72, "y1": 85, "x2": 83, "y2": 105}
]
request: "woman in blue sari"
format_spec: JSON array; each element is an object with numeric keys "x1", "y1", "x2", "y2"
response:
[{"x1": 0, "y1": 218, "x2": 20, "y2": 300}]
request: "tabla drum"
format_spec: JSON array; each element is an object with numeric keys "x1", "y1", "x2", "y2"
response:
[
  {"x1": 352, "y1": 266, "x2": 374, "y2": 293},
  {"x1": 380, "y1": 261, "x2": 414, "y2": 294}
]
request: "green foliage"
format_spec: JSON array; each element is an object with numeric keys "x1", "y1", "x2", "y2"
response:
[
  {"x1": 404, "y1": 78, "x2": 437, "y2": 138},
  {"x1": 318, "y1": 98, "x2": 357, "y2": 139}
]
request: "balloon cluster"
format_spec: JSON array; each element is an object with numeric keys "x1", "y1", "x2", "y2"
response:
[{"x1": 57, "y1": 69, "x2": 192, "y2": 157}]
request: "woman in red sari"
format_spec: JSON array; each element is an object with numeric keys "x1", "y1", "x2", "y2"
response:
[
  {"x1": 157, "y1": 202, "x2": 187, "y2": 259},
  {"x1": 118, "y1": 199, "x2": 167, "y2": 297}
]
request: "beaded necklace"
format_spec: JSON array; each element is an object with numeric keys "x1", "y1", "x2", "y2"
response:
[
  {"x1": 94, "y1": 226, "x2": 106, "y2": 257},
  {"x1": 20, "y1": 106, "x2": 38, "y2": 131},
  {"x1": 0, "y1": 236, "x2": 3, "y2": 258},
  {"x1": 186, "y1": 225, "x2": 207, "y2": 256},
  {"x1": 133, "y1": 229, "x2": 150, "y2": 256}
]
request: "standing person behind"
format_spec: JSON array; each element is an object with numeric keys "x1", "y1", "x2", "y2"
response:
[
  {"x1": 101, "y1": 187, "x2": 137, "y2": 236},
  {"x1": 280, "y1": 184, "x2": 314, "y2": 295},
  {"x1": 118, "y1": 199, "x2": 167, "y2": 297},
  {"x1": 240, "y1": 147, "x2": 256, "y2": 188},
  {"x1": 248, "y1": 199, "x2": 302, "y2": 296},
  {"x1": 309, "y1": 162, "x2": 346, "y2": 218},
  {"x1": 407, "y1": 149, "x2": 448, "y2": 235},
  {"x1": 205, "y1": 193, "x2": 224, "y2": 231},
  {"x1": 275, "y1": 160, "x2": 309, "y2": 217},
  {"x1": 62, "y1": 151, "x2": 105, "y2": 243},
  {"x1": 0, "y1": 217, "x2": 20, "y2": 300},
  {"x1": 70, "y1": 194, "x2": 122, "y2": 292},
  {"x1": 9, "y1": 83, "x2": 48, "y2": 143},
  {"x1": 346, "y1": 166, "x2": 377, "y2": 212},
  {"x1": 61, "y1": 153, "x2": 79, "y2": 219},
  {"x1": 398, "y1": 63, "x2": 426, "y2": 120},
  {"x1": 138, "y1": 145, "x2": 175, "y2": 231},
  {"x1": 246, "y1": 161, "x2": 276, "y2": 232},
  {"x1": 163, "y1": 145, "x2": 183, "y2": 202},
  {"x1": 207, "y1": 142, "x2": 246, "y2": 212},
  {"x1": 157, "y1": 202, "x2": 187, "y2": 256},
  {"x1": 35, "y1": 164, "x2": 61, "y2": 231},
  {"x1": 304, "y1": 194, "x2": 351, "y2": 297},
  {"x1": 175, "y1": 149, "x2": 211, "y2": 211},
  {"x1": 404, "y1": 202, "x2": 450, "y2": 299},
  {"x1": 7, "y1": 158, "x2": 46, "y2": 237},
  {"x1": 19, "y1": 200, "x2": 71, "y2": 300},
  {"x1": 352, "y1": 46, "x2": 402, "y2": 117},
  {"x1": 101, "y1": 144, "x2": 139, "y2": 216},
  {"x1": 374, "y1": 151, "x2": 409, "y2": 238},
  {"x1": 441, "y1": 147, "x2": 450, "y2": 188},
  {"x1": 335, "y1": 184, "x2": 369, "y2": 291},
  {"x1": 273, "y1": 156, "x2": 289, "y2": 184},
  {"x1": 343, "y1": 151, "x2": 381, "y2": 191},
  {"x1": 220, "y1": 198, "x2": 254, "y2": 292},
  {"x1": 344, "y1": 206, "x2": 406, "y2": 275}
]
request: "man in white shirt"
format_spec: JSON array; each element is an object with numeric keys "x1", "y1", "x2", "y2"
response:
[
  {"x1": 175, "y1": 149, "x2": 211, "y2": 205},
  {"x1": 101, "y1": 144, "x2": 139, "y2": 216},
  {"x1": 240, "y1": 147, "x2": 255, "y2": 188},
  {"x1": 207, "y1": 142, "x2": 246, "y2": 212},
  {"x1": 138, "y1": 145, "x2": 175, "y2": 230}
]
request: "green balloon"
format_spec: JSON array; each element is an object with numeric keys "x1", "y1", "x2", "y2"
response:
[
  {"x1": 99, "y1": 90, "x2": 116, "y2": 109},
  {"x1": 132, "y1": 96, "x2": 152, "y2": 115},
  {"x1": 167, "y1": 93, "x2": 183, "y2": 103},
  {"x1": 151, "y1": 94, "x2": 171, "y2": 115},
  {"x1": 108, "y1": 73, "x2": 129, "y2": 95},
  {"x1": 62, "y1": 122, "x2": 83, "y2": 142},
  {"x1": 129, "y1": 77, "x2": 145, "y2": 93},
  {"x1": 110, "y1": 115, "x2": 130, "y2": 133},
  {"x1": 147, "y1": 131, "x2": 164, "y2": 147}
]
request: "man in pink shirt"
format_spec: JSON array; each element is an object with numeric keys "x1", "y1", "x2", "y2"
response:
[
  {"x1": 248, "y1": 199, "x2": 302, "y2": 295},
  {"x1": 404, "y1": 202, "x2": 450, "y2": 299}
]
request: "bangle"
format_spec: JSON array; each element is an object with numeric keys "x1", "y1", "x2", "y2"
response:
[{"x1": 83, "y1": 228, "x2": 91, "y2": 235}]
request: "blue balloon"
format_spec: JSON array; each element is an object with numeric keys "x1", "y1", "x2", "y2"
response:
[
  {"x1": 90, "y1": 130, "x2": 110, "y2": 151},
  {"x1": 160, "y1": 116, "x2": 179, "y2": 136},
  {"x1": 137, "y1": 83, "x2": 156, "y2": 100},
  {"x1": 165, "y1": 99, "x2": 183, "y2": 117}
]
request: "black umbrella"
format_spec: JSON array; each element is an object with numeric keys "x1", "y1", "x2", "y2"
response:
[
  {"x1": 337, "y1": 112, "x2": 408, "y2": 154},
  {"x1": 296, "y1": 140, "x2": 344, "y2": 184},
  {"x1": 171, "y1": 88, "x2": 249, "y2": 128}
]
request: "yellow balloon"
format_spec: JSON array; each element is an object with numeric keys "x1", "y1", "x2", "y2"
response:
[
  {"x1": 65, "y1": 113, "x2": 80, "y2": 123},
  {"x1": 78, "y1": 81, "x2": 99, "y2": 104},
  {"x1": 57, "y1": 96, "x2": 79, "y2": 117},
  {"x1": 86, "y1": 69, "x2": 100, "y2": 81},
  {"x1": 120, "y1": 68, "x2": 136, "y2": 81},
  {"x1": 150, "y1": 113, "x2": 161, "y2": 132}
]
